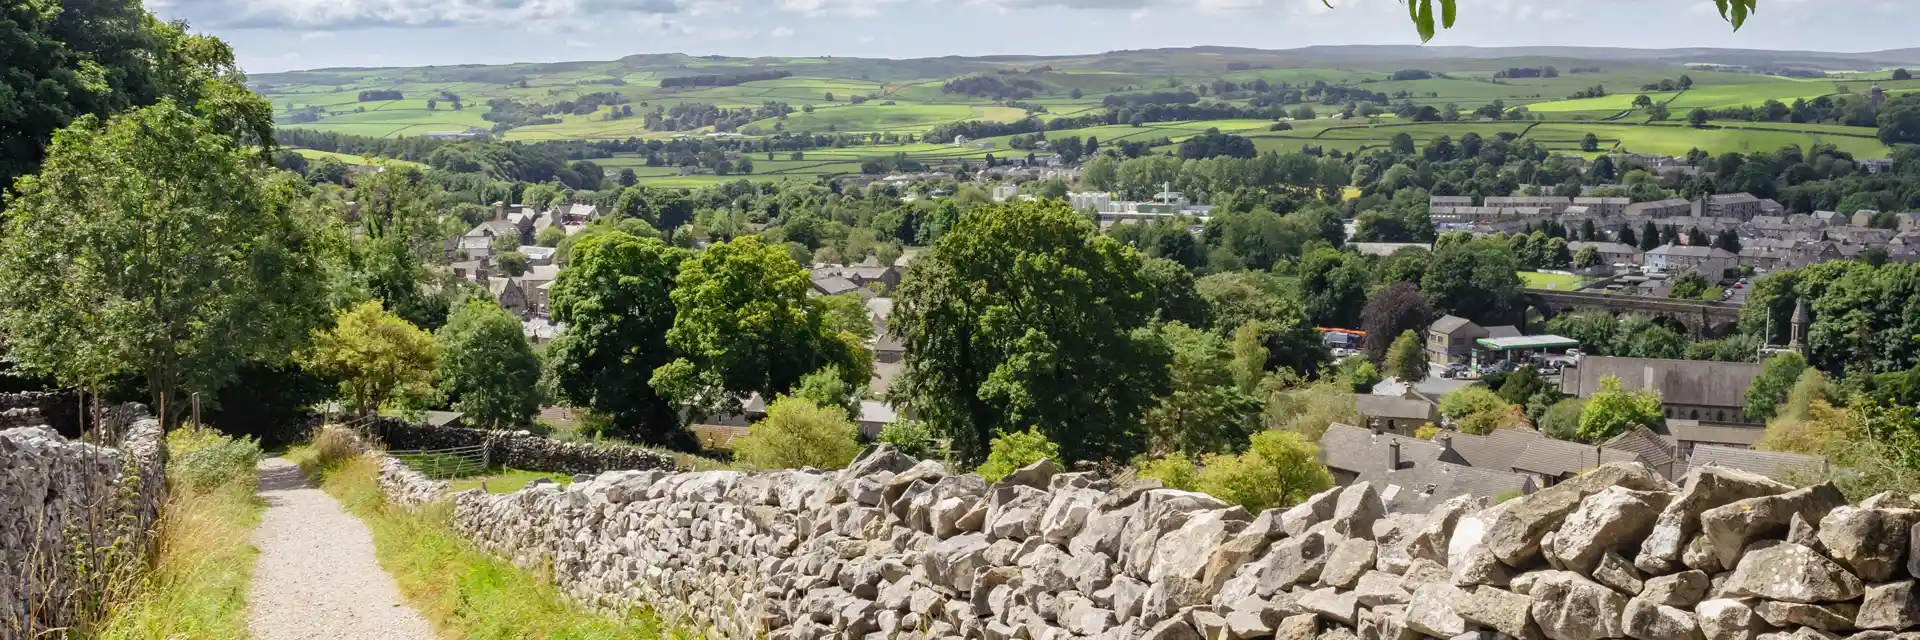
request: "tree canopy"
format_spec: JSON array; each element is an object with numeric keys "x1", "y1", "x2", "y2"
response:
[
  {"x1": 892, "y1": 200, "x2": 1168, "y2": 463},
  {"x1": 547, "y1": 232, "x2": 687, "y2": 441},
  {"x1": 436, "y1": 298, "x2": 542, "y2": 428}
]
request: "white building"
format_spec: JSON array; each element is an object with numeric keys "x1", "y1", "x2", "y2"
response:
[
  {"x1": 991, "y1": 184, "x2": 1020, "y2": 202},
  {"x1": 1068, "y1": 191, "x2": 1114, "y2": 213}
]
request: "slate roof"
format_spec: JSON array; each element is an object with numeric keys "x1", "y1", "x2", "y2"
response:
[
  {"x1": 1666, "y1": 420, "x2": 1765, "y2": 448},
  {"x1": 811, "y1": 276, "x2": 862, "y2": 296},
  {"x1": 1355, "y1": 395, "x2": 1437, "y2": 421},
  {"x1": 1604, "y1": 426, "x2": 1678, "y2": 471},
  {"x1": 1430, "y1": 315, "x2": 1477, "y2": 334},
  {"x1": 1318, "y1": 424, "x2": 1536, "y2": 513},
  {"x1": 1444, "y1": 427, "x2": 1655, "y2": 478},
  {"x1": 467, "y1": 220, "x2": 519, "y2": 237},
  {"x1": 1647, "y1": 245, "x2": 1737, "y2": 259},
  {"x1": 1563, "y1": 357, "x2": 1763, "y2": 410},
  {"x1": 1483, "y1": 325, "x2": 1522, "y2": 340},
  {"x1": 1690, "y1": 444, "x2": 1826, "y2": 479}
]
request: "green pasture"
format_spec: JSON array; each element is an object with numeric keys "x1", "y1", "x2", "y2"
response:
[
  {"x1": 1520, "y1": 271, "x2": 1584, "y2": 291},
  {"x1": 291, "y1": 149, "x2": 428, "y2": 168}
]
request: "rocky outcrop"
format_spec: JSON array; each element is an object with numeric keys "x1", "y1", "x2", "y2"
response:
[
  {"x1": 1, "y1": 408, "x2": 164, "y2": 639},
  {"x1": 369, "y1": 448, "x2": 1920, "y2": 640}
]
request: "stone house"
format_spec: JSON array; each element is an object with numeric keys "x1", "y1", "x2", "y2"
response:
[
  {"x1": 1704, "y1": 193, "x2": 1762, "y2": 220},
  {"x1": 1354, "y1": 395, "x2": 1440, "y2": 437},
  {"x1": 488, "y1": 277, "x2": 529, "y2": 318},
  {"x1": 1561, "y1": 356, "x2": 1763, "y2": 426},
  {"x1": 1623, "y1": 198, "x2": 1693, "y2": 219},
  {"x1": 1566, "y1": 241, "x2": 1641, "y2": 267},
  {"x1": 1644, "y1": 245, "x2": 1737, "y2": 280},
  {"x1": 1426, "y1": 315, "x2": 1487, "y2": 366},
  {"x1": 1316, "y1": 424, "x2": 1537, "y2": 513},
  {"x1": 1571, "y1": 196, "x2": 1629, "y2": 218}
]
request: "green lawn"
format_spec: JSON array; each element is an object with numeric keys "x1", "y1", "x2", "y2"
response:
[
  {"x1": 1521, "y1": 271, "x2": 1584, "y2": 291},
  {"x1": 448, "y1": 468, "x2": 574, "y2": 494}
]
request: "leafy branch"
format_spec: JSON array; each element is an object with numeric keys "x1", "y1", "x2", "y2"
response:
[{"x1": 1363, "y1": 0, "x2": 1759, "y2": 42}]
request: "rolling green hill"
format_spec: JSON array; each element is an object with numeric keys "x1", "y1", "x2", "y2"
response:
[{"x1": 253, "y1": 46, "x2": 1914, "y2": 185}]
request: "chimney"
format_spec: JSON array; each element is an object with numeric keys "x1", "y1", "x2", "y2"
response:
[
  {"x1": 476, "y1": 254, "x2": 491, "y2": 281},
  {"x1": 1388, "y1": 440, "x2": 1402, "y2": 470},
  {"x1": 1434, "y1": 432, "x2": 1453, "y2": 455},
  {"x1": 494, "y1": 200, "x2": 507, "y2": 221}
]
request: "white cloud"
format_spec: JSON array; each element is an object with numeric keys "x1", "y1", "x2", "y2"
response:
[{"x1": 770, "y1": 25, "x2": 795, "y2": 36}]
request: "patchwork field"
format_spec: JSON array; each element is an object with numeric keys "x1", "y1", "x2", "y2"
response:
[{"x1": 251, "y1": 48, "x2": 1914, "y2": 185}]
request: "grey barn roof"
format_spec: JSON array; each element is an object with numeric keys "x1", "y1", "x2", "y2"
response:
[
  {"x1": 1690, "y1": 444, "x2": 1826, "y2": 479},
  {"x1": 1318, "y1": 424, "x2": 1535, "y2": 513},
  {"x1": 1563, "y1": 357, "x2": 1763, "y2": 410}
]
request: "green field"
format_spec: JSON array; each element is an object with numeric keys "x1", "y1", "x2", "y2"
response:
[
  {"x1": 252, "y1": 48, "x2": 1911, "y2": 185},
  {"x1": 1521, "y1": 271, "x2": 1585, "y2": 291},
  {"x1": 292, "y1": 148, "x2": 429, "y2": 168}
]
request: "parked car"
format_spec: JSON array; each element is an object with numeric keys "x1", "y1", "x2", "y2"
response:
[{"x1": 1442, "y1": 363, "x2": 1468, "y2": 378}]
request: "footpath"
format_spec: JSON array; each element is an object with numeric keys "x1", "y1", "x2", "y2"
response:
[{"x1": 246, "y1": 458, "x2": 435, "y2": 640}]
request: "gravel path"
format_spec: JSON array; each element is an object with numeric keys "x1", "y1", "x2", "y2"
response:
[{"x1": 247, "y1": 458, "x2": 435, "y2": 640}]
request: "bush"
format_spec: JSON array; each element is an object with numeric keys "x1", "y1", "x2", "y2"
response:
[
  {"x1": 1413, "y1": 424, "x2": 1440, "y2": 440},
  {"x1": 303, "y1": 426, "x2": 369, "y2": 474},
  {"x1": 166, "y1": 425, "x2": 263, "y2": 493},
  {"x1": 1136, "y1": 454, "x2": 1200, "y2": 491},
  {"x1": 878, "y1": 419, "x2": 938, "y2": 459},
  {"x1": 733, "y1": 396, "x2": 862, "y2": 470},
  {"x1": 1439, "y1": 386, "x2": 1520, "y2": 435},
  {"x1": 976, "y1": 427, "x2": 1060, "y2": 483},
  {"x1": 1539, "y1": 398, "x2": 1588, "y2": 442},
  {"x1": 1195, "y1": 430, "x2": 1333, "y2": 512}
]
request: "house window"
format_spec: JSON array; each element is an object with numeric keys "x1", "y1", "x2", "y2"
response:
[{"x1": 1690, "y1": 409, "x2": 1699, "y2": 420}]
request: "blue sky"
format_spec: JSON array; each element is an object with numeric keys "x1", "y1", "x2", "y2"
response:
[{"x1": 146, "y1": 0, "x2": 1918, "y2": 73}]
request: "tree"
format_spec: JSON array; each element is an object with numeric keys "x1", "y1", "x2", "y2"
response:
[
  {"x1": 0, "y1": 102, "x2": 327, "y2": 419},
  {"x1": 1688, "y1": 108, "x2": 1711, "y2": 127},
  {"x1": 303, "y1": 301, "x2": 439, "y2": 417},
  {"x1": 1142, "y1": 323, "x2": 1259, "y2": 456},
  {"x1": 494, "y1": 250, "x2": 529, "y2": 277},
  {"x1": 815, "y1": 293, "x2": 876, "y2": 341},
  {"x1": 1139, "y1": 257, "x2": 1209, "y2": 327},
  {"x1": 1669, "y1": 270, "x2": 1715, "y2": 301},
  {"x1": 1539, "y1": 397, "x2": 1588, "y2": 441},
  {"x1": 1298, "y1": 248, "x2": 1369, "y2": 328},
  {"x1": 1745, "y1": 351, "x2": 1807, "y2": 423},
  {"x1": 1421, "y1": 236, "x2": 1526, "y2": 326},
  {"x1": 1632, "y1": 95, "x2": 1653, "y2": 109},
  {"x1": 1386, "y1": 330, "x2": 1428, "y2": 384},
  {"x1": 976, "y1": 427, "x2": 1062, "y2": 482},
  {"x1": 1390, "y1": 133, "x2": 1416, "y2": 155},
  {"x1": 733, "y1": 396, "x2": 863, "y2": 470},
  {"x1": 536, "y1": 225, "x2": 567, "y2": 247},
  {"x1": 436, "y1": 299, "x2": 542, "y2": 428},
  {"x1": 892, "y1": 200, "x2": 1168, "y2": 463},
  {"x1": 1897, "y1": 68, "x2": 1914, "y2": 81},
  {"x1": 1439, "y1": 386, "x2": 1519, "y2": 435},
  {"x1": 0, "y1": 2, "x2": 275, "y2": 207},
  {"x1": 1577, "y1": 376, "x2": 1664, "y2": 442},
  {"x1": 1360, "y1": 282, "x2": 1432, "y2": 363},
  {"x1": 1574, "y1": 246, "x2": 1602, "y2": 270},
  {"x1": 548, "y1": 233, "x2": 687, "y2": 442},
  {"x1": 1649, "y1": 102, "x2": 1671, "y2": 121},
  {"x1": 1194, "y1": 430, "x2": 1333, "y2": 512},
  {"x1": 1878, "y1": 95, "x2": 1920, "y2": 146},
  {"x1": 1639, "y1": 220, "x2": 1662, "y2": 251},
  {"x1": 792, "y1": 365, "x2": 860, "y2": 420},
  {"x1": 1580, "y1": 133, "x2": 1600, "y2": 152}
]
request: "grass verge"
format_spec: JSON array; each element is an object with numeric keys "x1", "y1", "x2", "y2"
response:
[
  {"x1": 291, "y1": 444, "x2": 675, "y2": 640},
  {"x1": 85, "y1": 428, "x2": 265, "y2": 640},
  {"x1": 447, "y1": 468, "x2": 573, "y2": 494}
]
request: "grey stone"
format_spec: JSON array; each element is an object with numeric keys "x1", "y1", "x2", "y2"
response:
[
  {"x1": 1817, "y1": 507, "x2": 1918, "y2": 583},
  {"x1": 1552, "y1": 487, "x2": 1671, "y2": 574},
  {"x1": 1637, "y1": 466, "x2": 1792, "y2": 574},
  {"x1": 1529, "y1": 570, "x2": 1629, "y2": 640},
  {"x1": 1281, "y1": 488, "x2": 1341, "y2": 537},
  {"x1": 923, "y1": 533, "x2": 990, "y2": 591},
  {"x1": 1330, "y1": 482, "x2": 1385, "y2": 539},
  {"x1": 1297, "y1": 587, "x2": 1359, "y2": 626},
  {"x1": 1404, "y1": 583, "x2": 1471, "y2": 638},
  {"x1": 999, "y1": 458, "x2": 1061, "y2": 490},
  {"x1": 1353, "y1": 571, "x2": 1412, "y2": 607},
  {"x1": 1623, "y1": 598, "x2": 1703, "y2": 640},
  {"x1": 1456, "y1": 585, "x2": 1535, "y2": 639},
  {"x1": 1319, "y1": 538, "x2": 1377, "y2": 589},
  {"x1": 1753, "y1": 601, "x2": 1856, "y2": 632},
  {"x1": 1859, "y1": 581, "x2": 1920, "y2": 631},
  {"x1": 1257, "y1": 530, "x2": 1332, "y2": 595},
  {"x1": 1594, "y1": 550, "x2": 1647, "y2": 596},
  {"x1": 1696, "y1": 599, "x2": 1763, "y2": 640},
  {"x1": 1274, "y1": 613, "x2": 1319, "y2": 640},
  {"x1": 1224, "y1": 607, "x2": 1275, "y2": 639},
  {"x1": 1640, "y1": 571, "x2": 1711, "y2": 608},
  {"x1": 1723, "y1": 542, "x2": 1865, "y2": 604},
  {"x1": 1141, "y1": 618, "x2": 1204, "y2": 640},
  {"x1": 1699, "y1": 484, "x2": 1847, "y2": 570},
  {"x1": 1484, "y1": 463, "x2": 1674, "y2": 568}
]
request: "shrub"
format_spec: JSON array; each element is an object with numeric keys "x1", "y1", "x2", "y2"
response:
[
  {"x1": 878, "y1": 419, "x2": 938, "y2": 459},
  {"x1": 733, "y1": 396, "x2": 862, "y2": 470},
  {"x1": 1195, "y1": 430, "x2": 1333, "y2": 512},
  {"x1": 976, "y1": 427, "x2": 1060, "y2": 483},
  {"x1": 166, "y1": 425, "x2": 263, "y2": 493},
  {"x1": 1439, "y1": 386, "x2": 1520, "y2": 435},
  {"x1": 303, "y1": 426, "x2": 369, "y2": 474},
  {"x1": 1136, "y1": 454, "x2": 1200, "y2": 491},
  {"x1": 1413, "y1": 424, "x2": 1440, "y2": 441}
]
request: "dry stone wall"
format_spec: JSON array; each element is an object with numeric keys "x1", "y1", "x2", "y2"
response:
[
  {"x1": 373, "y1": 442, "x2": 1920, "y2": 640},
  {"x1": 0, "y1": 410, "x2": 164, "y2": 639},
  {"x1": 373, "y1": 420, "x2": 676, "y2": 476}
]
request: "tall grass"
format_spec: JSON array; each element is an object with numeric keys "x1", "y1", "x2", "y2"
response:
[
  {"x1": 294, "y1": 444, "x2": 678, "y2": 640},
  {"x1": 83, "y1": 426, "x2": 264, "y2": 640}
]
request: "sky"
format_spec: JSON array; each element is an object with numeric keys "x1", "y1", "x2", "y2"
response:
[{"x1": 145, "y1": 0, "x2": 1918, "y2": 74}]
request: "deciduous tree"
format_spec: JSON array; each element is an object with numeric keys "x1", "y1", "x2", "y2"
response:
[
  {"x1": 303, "y1": 301, "x2": 439, "y2": 417},
  {"x1": 1578, "y1": 376, "x2": 1664, "y2": 442},
  {"x1": 547, "y1": 233, "x2": 687, "y2": 441},
  {"x1": 436, "y1": 299, "x2": 542, "y2": 428},
  {"x1": 0, "y1": 102, "x2": 328, "y2": 419},
  {"x1": 892, "y1": 200, "x2": 1168, "y2": 463}
]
